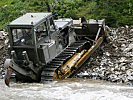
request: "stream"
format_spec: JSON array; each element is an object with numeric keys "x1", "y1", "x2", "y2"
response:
[{"x1": 0, "y1": 78, "x2": 133, "y2": 100}]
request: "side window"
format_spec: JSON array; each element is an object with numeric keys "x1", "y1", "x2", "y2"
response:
[
  {"x1": 36, "y1": 22, "x2": 47, "y2": 41},
  {"x1": 12, "y1": 29, "x2": 23, "y2": 42},
  {"x1": 49, "y1": 17, "x2": 56, "y2": 32}
]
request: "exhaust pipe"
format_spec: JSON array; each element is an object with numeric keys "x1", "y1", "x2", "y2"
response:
[{"x1": 22, "y1": 51, "x2": 30, "y2": 65}]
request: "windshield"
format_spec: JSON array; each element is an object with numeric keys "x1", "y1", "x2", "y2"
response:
[{"x1": 12, "y1": 28, "x2": 33, "y2": 46}]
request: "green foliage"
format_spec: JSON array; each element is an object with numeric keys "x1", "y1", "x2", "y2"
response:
[
  {"x1": 94, "y1": 0, "x2": 133, "y2": 27},
  {"x1": 0, "y1": 0, "x2": 132, "y2": 29},
  {"x1": 76, "y1": 1, "x2": 96, "y2": 19},
  {"x1": 0, "y1": 0, "x2": 26, "y2": 29},
  {"x1": 52, "y1": 0, "x2": 83, "y2": 19}
]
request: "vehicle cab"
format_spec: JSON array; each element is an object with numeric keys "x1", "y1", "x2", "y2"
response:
[{"x1": 8, "y1": 13, "x2": 59, "y2": 65}]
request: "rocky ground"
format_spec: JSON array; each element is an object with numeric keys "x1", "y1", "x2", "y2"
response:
[
  {"x1": 0, "y1": 30, "x2": 9, "y2": 78},
  {"x1": 78, "y1": 26, "x2": 133, "y2": 85},
  {"x1": 0, "y1": 26, "x2": 133, "y2": 85}
]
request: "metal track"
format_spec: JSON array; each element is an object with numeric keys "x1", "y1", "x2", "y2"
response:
[{"x1": 41, "y1": 40, "x2": 89, "y2": 82}]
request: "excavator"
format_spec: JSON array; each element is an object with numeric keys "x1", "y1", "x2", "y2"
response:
[{"x1": 4, "y1": 13, "x2": 106, "y2": 86}]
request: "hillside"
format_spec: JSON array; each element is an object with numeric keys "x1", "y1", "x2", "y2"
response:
[{"x1": 0, "y1": 0, "x2": 133, "y2": 29}]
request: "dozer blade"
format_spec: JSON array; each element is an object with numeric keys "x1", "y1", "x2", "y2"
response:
[
  {"x1": 41, "y1": 41, "x2": 89, "y2": 82},
  {"x1": 4, "y1": 59, "x2": 13, "y2": 87},
  {"x1": 53, "y1": 49, "x2": 87, "y2": 79},
  {"x1": 5, "y1": 67, "x2": 13, "y2": 87},
  {"x1": 41, "y1": 35, "x2": 105, "y2": 82},
  {"x1": 53, "y1": 37, "x2": 104, "y2": 80}
]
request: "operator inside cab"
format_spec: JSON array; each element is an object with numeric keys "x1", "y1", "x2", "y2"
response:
[{"x1": 12, "y1": 28, "x2": 33, "y2": 46}]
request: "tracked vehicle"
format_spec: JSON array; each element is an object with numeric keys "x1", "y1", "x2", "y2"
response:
[{"x1": 4, "y1": 13, "x2": 106, "y2": 86}]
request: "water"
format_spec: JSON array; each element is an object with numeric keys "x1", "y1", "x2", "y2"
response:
[{"x1": 0, "y1": 79, "x2": 133, "y2": 100}]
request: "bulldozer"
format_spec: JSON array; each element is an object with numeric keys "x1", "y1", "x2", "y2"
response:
[{"x1": 4, "y1": 13, "x2": 106, "y2": 86}]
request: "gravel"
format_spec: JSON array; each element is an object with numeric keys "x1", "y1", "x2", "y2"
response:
[
  {"x1": 0, "y1": 30, "x2": 9, "y2": 78},
  {"x1": 77, "y1": 26, "x2": 133, "y2": 85}
]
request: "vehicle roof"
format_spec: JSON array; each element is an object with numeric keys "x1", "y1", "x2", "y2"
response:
[{"x1": 9, "y1": 13, "x2": 52, "y2": 26}]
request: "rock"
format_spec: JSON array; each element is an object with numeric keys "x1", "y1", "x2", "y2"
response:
[
  {"x1": 127, "y1": 75, "x2": 133, "y2": 81},
  {"x1": 108, "y1": 74, "x2": 118, "y2": 82},
  {"x1": 0, "y1": 31, "x2": 5, "y2": 40},
  {"x1": 112, "y1": 44, "x2": 117, "y2": 48},
  {"x1": 124, "y1": 43, "x2": 133, "y2": 52},
  {"x1": 126, "y1": 81, "x2": 133, "y2": 86},
  {"x1": 105, "y1": 52, "x2": 110, "y2": 56},
  {"x1": 126, "y1": 69, "x2": 133, "y2": 76},
  {"x1": 130, "y1": 29, "x2": 133, "y2": 33},
  {"x1": 110, "y1": 67, "x2": 114, "y2": 72},
  {"x1": 82, "y1": 71, "x2": 89, "y2": 76},
  {"x1": 0, "y1": 69, "x2": 3, "y2": 79},
  {"x1": 77, "y1": 71, "x2": 91, "y2": 78},
  {"x1": 105, "y1": 25, "x2": 111, "y2": 32},
  {"x1": 127, "y1": 69, "x2": 133, "y2": 81},
  {"x1": 114, "y1": 63, "x2": 119, "y2": 68},
  {"x1": 119, "y1": 63, "x2": 126, "y2": 67},
  {"x1": 120, "y1": 66, "x2": 126, "y2": 71},
  {"x1": 121, "y1": 44, "x2": 126, "y2": 48},
  {"x1": 124, "y1": 52, "x2": 132, "y2": 57},
  {"x1": 106, "y1": 36, "x2": 113, "y2": 43},
  {"x1": 2, "y1": 31, "x2": 8, "y2": 36},
  {"x1": 114, "y1": 71, "x2": 121, "y2": 75},
  {"x1": 108, "y1": 61, "x2": 114, "y2": 67},
  {"x1": 125, "y1": 25, "x2": 129, "y2": 29},
  {"x1": 98, "y1": 71, "x2": 105, "y2": 78},
  {"x1": 119, "y1": 57, "x2": 126, "y2": 63},
  {"x1": 0, "y1": 45, "x2": 3, "y2": 50},
  {"x1": 4, "y1": 38, "x2": 9, "y2": 44},
  {"x1": 130, "y1": 63, "x2": 133, "y2": 68}
]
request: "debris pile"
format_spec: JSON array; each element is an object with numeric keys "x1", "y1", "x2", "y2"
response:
[
  {"x1": 78, "y1": 26, "x2": 133, "y2": 85},
  {"x1": 0, "y1": 30, "x2": 9, "y2": 78}
]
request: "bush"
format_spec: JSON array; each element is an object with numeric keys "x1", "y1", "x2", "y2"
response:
[{"x1": 0, "y1": 0, "x2": 132, "y2": 29}]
